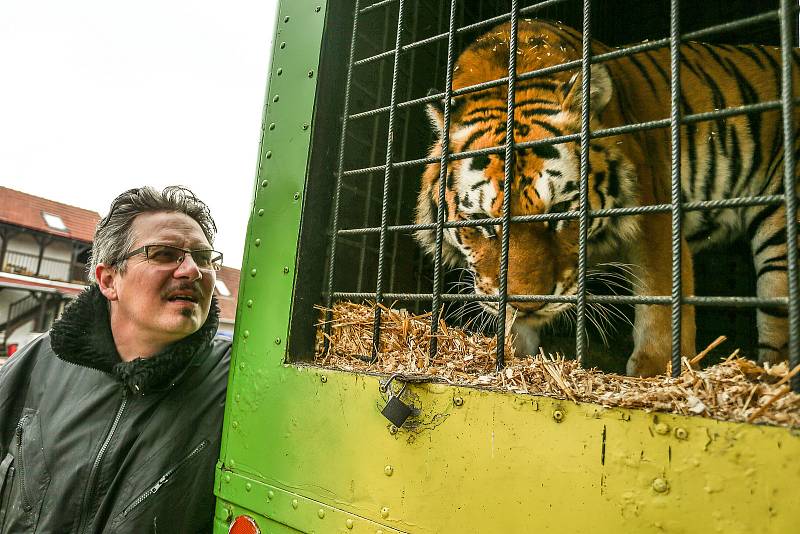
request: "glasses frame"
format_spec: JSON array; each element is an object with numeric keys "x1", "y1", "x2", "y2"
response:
[{"x1": 118, "y1": 244, "x2": 223, "y2": 272}]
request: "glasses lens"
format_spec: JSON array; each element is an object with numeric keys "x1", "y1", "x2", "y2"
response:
[
  {"x1": 147, "y1": 245, "x2": 183, "y2": 264},
  {"x1": 191, "y1": 249, "x2": 213, "y2": 268}
]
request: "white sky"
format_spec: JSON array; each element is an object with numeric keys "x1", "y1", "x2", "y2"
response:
[{"x1": 0, "y1": 0, "x2": 278, "y2": 269}]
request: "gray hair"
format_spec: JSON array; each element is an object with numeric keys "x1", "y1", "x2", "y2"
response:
[{"x1": 88, "y1": 186, "x2": 217, "y2": 282}]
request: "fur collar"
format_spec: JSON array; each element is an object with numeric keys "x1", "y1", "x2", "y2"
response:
[{"x1": 50, "y1": 284, "x2": 219, "y2": 395}]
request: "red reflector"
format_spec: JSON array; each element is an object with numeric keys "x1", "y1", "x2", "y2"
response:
[{"x1": 229, "y1": 515, "x2": 261, "y2": 534}]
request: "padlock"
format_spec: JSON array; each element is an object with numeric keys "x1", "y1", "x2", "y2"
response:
[{"x1": 381, "y1": 378, "x2": 412, "y2": 428}]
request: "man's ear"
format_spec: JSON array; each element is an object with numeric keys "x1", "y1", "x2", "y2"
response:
[
  {"x1": 95, "y1": 263, "x2": 119, "y2": 301},
  {"x1": 561, "y1": 64, "x2": 613, "y2": 115}
]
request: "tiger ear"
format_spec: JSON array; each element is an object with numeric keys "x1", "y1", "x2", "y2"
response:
[
  {"x1": 425, "y1": 88, "x2": 460, "y2": 137},
  {"x1": 561, "y1": 64, "x2": 613, "y2": 115}
]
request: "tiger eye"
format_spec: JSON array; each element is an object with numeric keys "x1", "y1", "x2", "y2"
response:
[{"x1": 470, "y1": 155, "x2": 491, "y2": 171}]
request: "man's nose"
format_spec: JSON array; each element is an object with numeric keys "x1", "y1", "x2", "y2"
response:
[{"x1": 174, "y1": 253, "x2": 203, "y2": 280}]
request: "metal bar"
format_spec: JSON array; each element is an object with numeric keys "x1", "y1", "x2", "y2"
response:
[
  {"x1": 429, "y1": 0, "x2": 458, "y2": 363},
  {"x1": 335, "y1": 195, "x2": 787, "y2": 235},
  {"x1": 347, "y1": 9, "x2": 796, "y2": 121},
  {"x1": 332, "y1": 292, "x2": 789, "y2": 307},
  {"x1": 371, "y1": 0, "x2": 406, "y2": 360},
  {"x1": 324, "y1": 0, "x2": 362, "y2": 353},
  {"x1": 496, "y1": 0, "x2": 518, "y2": 371},
  {"x1": 360, "y1": 0, "x2": 394, "y2": 14},
  {"x1": 351, "y1": 0, "x2": 572, "y2": 68},
  {"x1": 779, "y1": 0, "x2": 800, "y2": 392},
  {"x1": 575, "y1": 0, "x2": 591, "y2": 366},
  {"x1": 669, "y1": 0, "x2": 682, "y2": 377},
  {"x1": 342, "y1": 100, "x2": 800, "y2": 176}
]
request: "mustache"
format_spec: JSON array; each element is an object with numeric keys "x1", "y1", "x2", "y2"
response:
[{"x1": 161, "y1": 282, "x2": 204, "y2": 300}]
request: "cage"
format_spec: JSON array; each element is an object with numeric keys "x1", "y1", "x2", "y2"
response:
[{"x1": 215, "y1": 1, "x2": 800, "y2": 532}]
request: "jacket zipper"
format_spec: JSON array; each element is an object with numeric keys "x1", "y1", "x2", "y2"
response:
[
  {"x1": 117, "y1": 439, "x2": 209, "y2": 519},
  {"x1": 14, "y1": 415, "x2": 31, "y2": 512},
  {"x1": 77, "y1": 389, "x2": 128, "y2": 534}
]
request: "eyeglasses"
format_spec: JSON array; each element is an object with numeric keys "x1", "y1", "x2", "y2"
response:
[{"x1": 119, "y1": 244, "x2": 223, "y2": 271}]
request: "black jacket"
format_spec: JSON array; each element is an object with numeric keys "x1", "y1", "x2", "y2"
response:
[{"x1": 0, "y1": 286, "x2": 231, "y2": 533}]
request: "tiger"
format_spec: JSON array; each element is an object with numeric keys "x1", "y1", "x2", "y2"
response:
[{"x1": 415, "y1": 19, "x2": 799, "y2": 376}]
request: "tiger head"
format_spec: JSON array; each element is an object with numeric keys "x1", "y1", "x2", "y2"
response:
[{"x1": 415, "y1": 21, "x2": 639, "y2": 329}]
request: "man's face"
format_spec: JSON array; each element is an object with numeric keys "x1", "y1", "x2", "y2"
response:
[{"x1": 103, "y1": 211, "x2": 216, "y2": 348}]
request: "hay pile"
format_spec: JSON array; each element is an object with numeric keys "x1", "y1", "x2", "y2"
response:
[{"x1": 315, "y1": 302, "x2": 800, "y2": 427}]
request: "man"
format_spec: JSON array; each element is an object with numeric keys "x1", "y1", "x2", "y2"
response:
[{"x1": 0, "y1": 186, "x2": 231, "y2": 533}]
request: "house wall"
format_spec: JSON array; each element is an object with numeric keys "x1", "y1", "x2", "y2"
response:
[{"x1": 3, "y1": 233, "x2": 77, "y2": 281}]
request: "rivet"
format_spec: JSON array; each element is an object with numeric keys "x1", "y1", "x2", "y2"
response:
[
  {"x1": 621, "y1": 413, "x2": 631, "y2": 421},
  {"x1": 381, "y1": 507, "x2": 389, "y2": 519},
  {"x1": 229, "y1": 459, "x2": 236, "y2": 468},
  {"x1": 280, "y1": 42, "x2": 286, "y2": 49},
  {"x1": 246, "y1": 299, "x2": 253, "y2": 307},
  {"x1": 655, "y1": 423, "x2": 670, "y2": 435},
  {"x1": 261, "y1": 180, "x2": 269, "y2": 189},
  {"x1": 246, "y1": 482, "x2": 252, "y2": 492},
  {"x1": 250, "y1": 268, "x2": 257, "y2": 277},
  {"x1": 232, "y1": 421, "x2": 239, "y2": 429},
  {"x1": 675, "y1": 427, "x2": 688, "y2": 440},
  {"x1": 275, "y1": 338, "x2": 282, "y2": 345},
  {"x1": 239, "y1": 362, "x2": 245, "y2": 370},
  {"x1": 315, "y1": 6, "x2": 321, "y2": 12},
  {"x1": 254, "y1": 239, "x2": 261, "y2": 247},
  {"x1": 222, "y1": 507, "x2": 233, "y2": 521},
  {"x1": 273, "y1": 95, "x2": 279, "y2": 102},
  {"x1": 384, "y1": 465, "x2": 393, "y2": 476},
  {"x1": 266, "y1": 150, "x2": 272, "y2": 159},
  {"x1": 318, "y1": 509, "x2": 325, "y2": 519},
  {"x1": 283, "y1": 266, "x2": 290, "y2": 274},
  {"x1": 269, "y1": 123, "x2": 276, "y2": 130},
  {"x1": 243, "y1": 330, "x2": 250, "y2": 338},
  {"x1": 294, "y1": 192, "x2": 301, "y2": 200},
  {"x1": 224, "y1": 474, "x2": 231, "y2": 483},
  {"x1": 652, "y1": 478, "x2": 669, "y2": 493},
  {"x1": 388, "y1": 425, "x2": 398, "y2": 435},
  {"x1": 346, "y1": 519, "x2": 354, "y2": 529},
  {"x1": 284, "y1": 16, "x2": 290, "y2": 22},
  {"x1": 235, "y1": 394, "x2": 241, "y2": 402},
  {"x1": 258, "y1": 208, "x2": 265, "y2": 216},
  {"x1": 292, "y1": 499, "x2": 299, "y2": 509},
  {"x1": 308, "y1": 70, "x2": 314, "y2": 78},
  {"x1": 276, "y1": 68, "x2": 283, "y2": 76},
  {"x1": 377, "y1": 530, "x2": 384, "y2": 534},
  {"x1": 320, "y1": 375, "x2": 328, "y2": 383},
  {"x1": 267, "y1": 490, "x2": 274, "y2": 500},
  {"x1": 453, "y1": 396, "x2": 464, "y2": 407},
  {"x1": 302, "y1": 123, "x2": 309, "y2": 130},
  {"x1": 553, "y1": 410, "x2": 564, "y2": 423}
]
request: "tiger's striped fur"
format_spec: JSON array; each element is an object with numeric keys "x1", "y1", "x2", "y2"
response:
[{"x1": 415, "y1": 19, "x2": 799, "y2": 376}]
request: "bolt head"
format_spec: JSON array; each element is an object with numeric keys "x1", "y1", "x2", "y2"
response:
[
  {"x1": 384, "y1": 465, "x2": 393, "y2": 476},
  {"x1": 346, "y1": 518, "x2": 354, "y2": 529},
  {"x1": 453, "y1": 396, "x2": 464, "y2": 407},
  {"x1": 291, "y1": 499, "x2": 299, "y2": 509},
  {"x1": 318, "y1": 509, "x2": 325, "y2": 519},
  {"x1": 275, "y1": 338, "x2": 282, "y2": 345},
  {"x1": 655, "y1": 423, "x2": 670, "y2": 435},
  {"x1": 280, "y1": 42, "x2": 286, "y2": 49},
  {"x1": 308, "y1": 70, "x2": 314, "y2": 77},
  {"x1": 321, "y1": 375, "x2": 328, "y2": 383},
  {"x1": 302, "y1": 123, "x2": 309, "y2": 130},
  {"x1": 652, "y1": 478, "x2": 669, "y2": 493},
  {"x1": 553, "y1": 410, "x2": 564, "y2": 422},
  {"x1": 388, "y1": 425, "x2": 398, "y2": 435},
  {"x1": 222, "y1": 507, "x2": 233, "y2": 521},
  {"x1": 294, "y1": 192, "x2": 301, "y2": 200},
  {"x1": 675, "y1": 427, "x2": 688, "y2": 440},
  {"x1": 315, "y1": 6, "x2": 321, "y2": 12},
  {"x1": 267, "y1": 490, "x2": 274, "y2": 500},
  {"x1": 380, "y1": 507, "x2": 389, "y2": 519},
  {"x1": 245, "y1": 482, "x2": 252, "y2": 492},
  {"x1": 254, "y1": 239, "x2": 261, "y2": 247},
  {"x1": 246, "y1": 299, "x2": 253, "y2": 308},
  {"x1": 250, "y1": 268, "x2": 257, "y2": 277},
  {"x1": 283, "y1": 266, "x2": 290, "y2": 273}
]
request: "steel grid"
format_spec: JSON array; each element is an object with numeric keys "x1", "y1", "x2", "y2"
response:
[{"x1": 323, "y1": 0, "x2": 798, "y2": 390}]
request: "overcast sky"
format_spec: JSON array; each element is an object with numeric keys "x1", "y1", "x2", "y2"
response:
[{"x1": 0, "y1": 0, "x2": 278, "y2": 269}]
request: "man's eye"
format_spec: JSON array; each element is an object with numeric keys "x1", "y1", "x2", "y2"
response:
[
  {"x1": 149, "y1": 247, "x2": 180, "y2": 263},
  {"x1": 193, "y1": 251, "x2": 212, "y2": 266}
]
